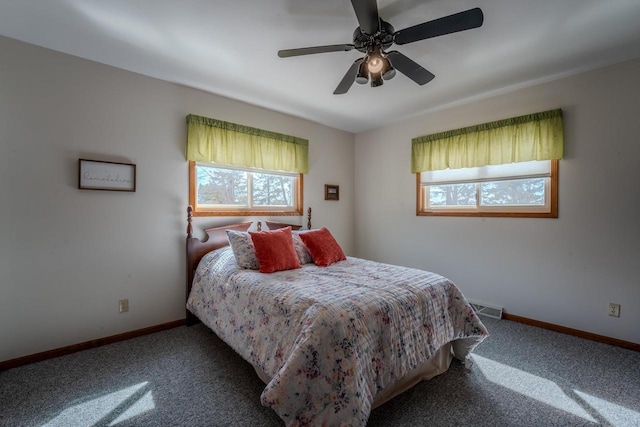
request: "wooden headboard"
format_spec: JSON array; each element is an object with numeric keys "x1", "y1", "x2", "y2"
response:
[{"x1": 185, "y1": 206, "x2": 306, "y2": 325}]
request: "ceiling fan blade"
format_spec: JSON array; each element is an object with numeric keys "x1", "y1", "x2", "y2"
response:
[
  {"x1": 278, "y1": 44, "x2": 355, "y2": 58},
  {"x1": 351, "y1": 0, "x2": 380, "y2": 35},
  {"x1": 334, "y1": 58, "x2": 364, "y2": 95},
  {"x1": 386, "y1": 51, "x2": 435, "y2": 85},
  {"x1": 394, "y1": 7, "x2": 483, "y2": 45}
]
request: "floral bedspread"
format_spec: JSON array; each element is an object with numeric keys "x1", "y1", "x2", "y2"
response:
[{"x1": 187, "y1": 247, "x2": 487, "y2": 426}]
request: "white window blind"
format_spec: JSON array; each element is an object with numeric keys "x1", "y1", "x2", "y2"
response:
[{"x1": 420, "y1": 160, "x2": 551, "y2": 186}]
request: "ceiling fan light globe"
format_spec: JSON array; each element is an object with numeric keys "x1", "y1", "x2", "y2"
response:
[
  {"x1": 368, "y1": 57, "x2": 384, "y2": 74},
  {"x1": 383, "y1": 68, "x2": 396, "y2": 80},
  {"x1": 356, "y1": 60, "x2": 369, "y2": 84}
]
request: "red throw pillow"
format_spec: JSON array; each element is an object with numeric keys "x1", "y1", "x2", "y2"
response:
[
  {"x1": 249, "y1": 227, "x2": 301, "y2": 273},
  {"x1": 298, "y1": 227, "x2": 346, "y2": 267}
]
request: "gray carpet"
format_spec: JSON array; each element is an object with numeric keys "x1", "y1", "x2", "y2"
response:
[{"x1": 1, "y1": 318, "x2": 639, "y2": 426}]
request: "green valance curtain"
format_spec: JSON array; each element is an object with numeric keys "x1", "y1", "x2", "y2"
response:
[
  {"x1": 186, "y1": 114, "x2": 309, "y2": 174},
  {"x1": 411, "y1": 109, "x2": 564, "y2": 173}
]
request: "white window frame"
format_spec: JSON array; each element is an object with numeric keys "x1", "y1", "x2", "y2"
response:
[{"x1": 417, "y1": 159, "x2": 558, "y2": 218}]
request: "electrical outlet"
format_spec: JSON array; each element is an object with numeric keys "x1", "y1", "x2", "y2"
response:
[
  {"x1": 608, "y1": 303, "x2": 620, "y2": 317},
  {"x1": 119, "y1": 299, "x2": 129, "y2": 313}
]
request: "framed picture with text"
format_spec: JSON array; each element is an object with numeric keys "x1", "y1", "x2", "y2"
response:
[{"x1": 78, "y1": 159, "x2": 136, "y2": 192}]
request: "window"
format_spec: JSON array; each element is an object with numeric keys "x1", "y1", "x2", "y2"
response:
[
  {"x1": 417, "y1": 159, "x2": 558, "y2": 217},
  {"x1": 411, "y1": 109, "x2": 563, "y2": 218},
  {"x1": 189, "y1": 161, "x2": 303, "y2": 216},
  {"x1": 185, "y1": 114, "x2": 308, "y2": 217}
]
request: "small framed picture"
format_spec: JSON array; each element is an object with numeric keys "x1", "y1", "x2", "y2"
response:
[
  {"x1": 325, "y1": 184, "x2": 339, "y2": 201},
  {"x1": 78, "y1": 159, "x2": 136, "y2": 192}
]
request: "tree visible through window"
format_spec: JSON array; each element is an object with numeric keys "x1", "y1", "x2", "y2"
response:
[
  {"x1": 197, "y1": 165, "x2": 248, "y2": 206},
  {"x1": 481, "y1": 178, "x2": 545, "y2": 206}
]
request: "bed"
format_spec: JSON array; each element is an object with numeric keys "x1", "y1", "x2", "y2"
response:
[{"x1": 185, "y1": 207, "x2": 488, "y2": 426}]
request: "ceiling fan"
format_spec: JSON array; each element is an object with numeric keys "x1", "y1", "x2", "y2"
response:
[{"x1": 278, "y1": 0, "x2": 483, "y2": 94}]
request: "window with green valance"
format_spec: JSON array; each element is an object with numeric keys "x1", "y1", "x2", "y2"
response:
[
  {"x1": 186, "y1": 114, "x2": 309, "y2": 174},
  {"x1": 411, "y1": 109, "x2": 564, "y2": 173}
]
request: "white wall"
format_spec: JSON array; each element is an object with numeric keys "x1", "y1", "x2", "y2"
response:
[
  {"x1": 0, "y1": 36, "x2": 355, "y2": 362},
  {"x1": 355, "y1": 59, "x2": 640, "y2": 345}
]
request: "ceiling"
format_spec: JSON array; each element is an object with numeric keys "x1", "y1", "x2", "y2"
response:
[{"x1": 2, "y1": 0, "x2": 640, "y2": 133}]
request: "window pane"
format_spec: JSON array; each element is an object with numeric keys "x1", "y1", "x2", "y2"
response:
[
  {"x1": 429, "y1": 184, "x2": 476, "y2": 206},
  {"x1": 480, "y1": 178, "x2": 545, "y2": 206},
  {"x1": 252, "y1": 173, "x2": 294, "y2": 206},
  {"x1": 197, "y1": 166, "x2": 247, "y2": 205}
]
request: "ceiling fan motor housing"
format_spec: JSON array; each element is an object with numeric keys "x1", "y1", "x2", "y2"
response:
[{"x1": 353, "y1": 20, "x2": 395, "y2": 53}]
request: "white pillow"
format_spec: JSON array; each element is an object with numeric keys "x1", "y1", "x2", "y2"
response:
[{"x1": 226, "y1": 230, "x2": 259, "y2": 269}]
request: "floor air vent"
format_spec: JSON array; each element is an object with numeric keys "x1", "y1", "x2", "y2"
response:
[{"x1": 469, "y1": 300, "x2": 503, "y2": 319}]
